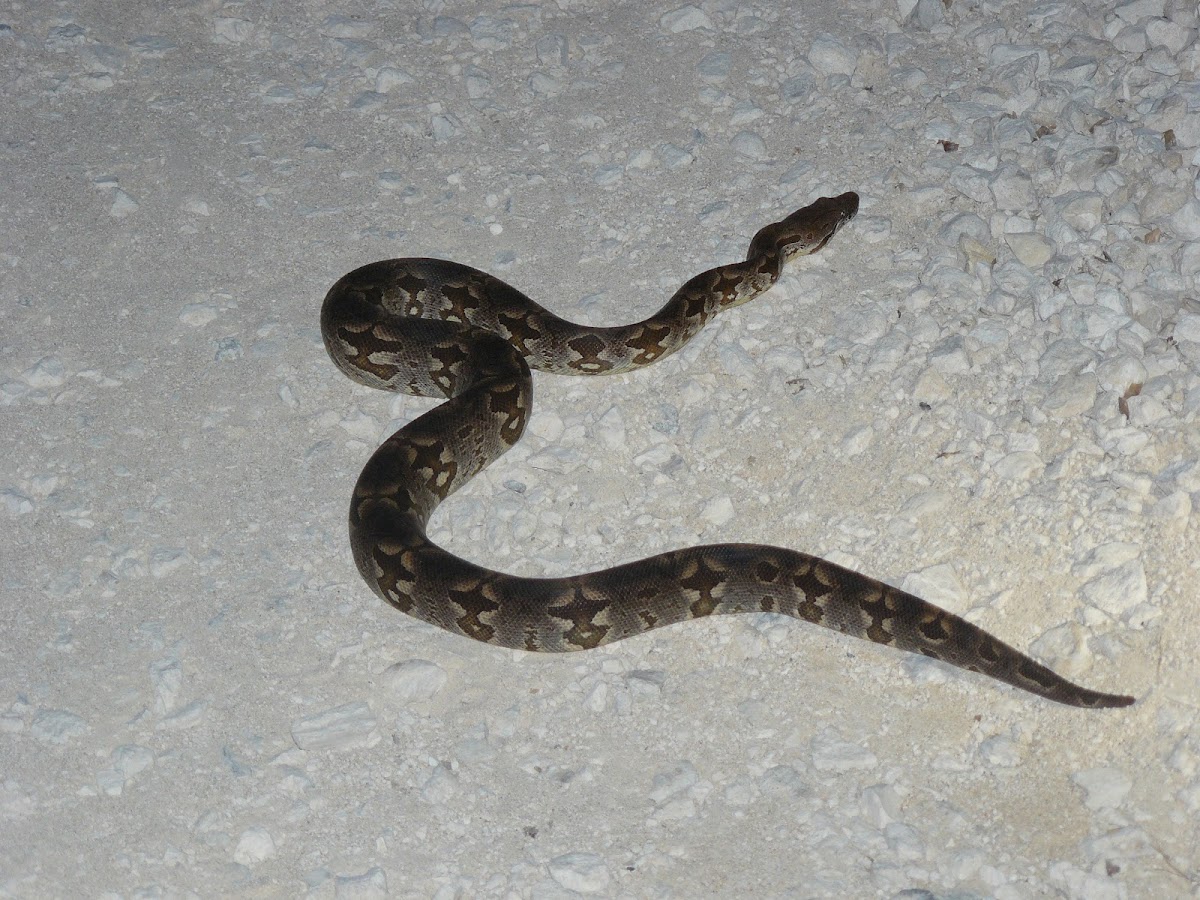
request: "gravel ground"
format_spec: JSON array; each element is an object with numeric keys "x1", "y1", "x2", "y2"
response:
[{"x1": 2, "y1": 1, "x2": 1198, "y2": 897}]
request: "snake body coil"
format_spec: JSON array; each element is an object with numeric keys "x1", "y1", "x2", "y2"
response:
[{"x1": 321, "y1": 192, "x2": 1133, "y2": 709}]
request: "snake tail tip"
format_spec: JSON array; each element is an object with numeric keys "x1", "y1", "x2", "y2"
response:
[{"x1": 1070, "y1": 690, "x2": 1136, "y2": 709}]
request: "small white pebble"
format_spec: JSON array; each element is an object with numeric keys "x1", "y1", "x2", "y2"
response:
[
  {"x1": 659, "y1": 5, "x2": 712, "y2": 33},
  {"x1": 699, "y1": 495, "x2": 734, "y2": 526},
  {"x1": 548, "y1": 852, "x2": 610, "y2": 894},
  {"x1": 179, "y1": 303, "x2": 218, "y2": 326},
  {"x1": 649, "y1": 762, "x2": 698, "y2": 803},
  {"x1": 421, "y1": 763, "x2": 458, "y2": 804},
  {"x1": 381, "y1": 659, "x2": 447, "y2": 702},
  {"x1": 233, "y1": 826, "x2": 276, "y2": 865},
  {"x1": 1081, "y1": 560, "x2": 1148, "y2": 619},
  {"x1": 335, "y1": 867, "x2": 388, "y2": 898},
  {"x1": 291, "y1": 703, "x2": 379, "y2": 751},
  {"x1": 840, "y1": 425, "x2": 873, "y2": 457},
  {"x1": 1071, "y1": 767, "x2": 1133, "y2": 810},
  {"x1": 1, "y1": 489, "x2": 34, "y2": 515},
  {"x1": 730, "y1": 131, "x2": 768, "y2": 160},
  {"x1": 811, "y1": 730, "x2": 878, "y2": 772},
  {"x1": 979, "y1": 734, "x2": 1021, "y2": 767},
  {"x1": 376, "y1": 67, "x2": 413, "y2": 92},
  {"x1": 594, "y1": 406, "x2": 626, "y2": 450},
  {"x1": 993, "y1": 450, "x2": 1044, "y2": 480},
  {"x1": 24, "y1": 356, "x2": 67, "y2": 388},
  {"x1": 30, "y1": 710, "x2": 88, "y2": 744},
  {"x1": 860, "y1": 784, "x2": 902, "y2": 828},
  {"x1": 807, "y1": 34, "x2": 857, "y2": 76},
  {"x1": 1005, "y1": 232, "x2": 1054, "y2": 267}
]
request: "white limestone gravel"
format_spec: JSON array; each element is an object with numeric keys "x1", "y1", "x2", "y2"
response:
[{"x1": 2, "y1": 0, "x2": 1199, "y2": 897}]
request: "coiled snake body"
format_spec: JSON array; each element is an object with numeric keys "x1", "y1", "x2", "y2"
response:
[{"x1": 321, "y1": 192, "x2": 1132, "y2": 709}]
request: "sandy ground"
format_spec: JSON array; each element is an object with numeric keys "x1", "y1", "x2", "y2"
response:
[{"x1": 2, "y1": 1, "x2": 1198, "y2": 897}]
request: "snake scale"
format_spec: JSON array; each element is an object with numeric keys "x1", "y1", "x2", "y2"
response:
[{"x1": 321, "y1": 191, "x2": 1133, "y2": 709}]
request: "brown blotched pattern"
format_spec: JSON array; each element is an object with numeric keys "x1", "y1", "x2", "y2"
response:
[{"x1": 321, "y1": 192, "x2": 1134, "y2": 709}]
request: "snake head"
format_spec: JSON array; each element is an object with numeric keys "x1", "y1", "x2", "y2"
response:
[
  {"x1": 750, "y1": 191, "x2": 860, "y2": 264},
  {"x1": 785, "y1": 191, "x2": 860, "y2": 259}
]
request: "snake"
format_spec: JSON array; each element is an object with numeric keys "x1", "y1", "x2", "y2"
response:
[{"x1": 320, "y1": 191, "x2": 1133, "y2": 709}]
